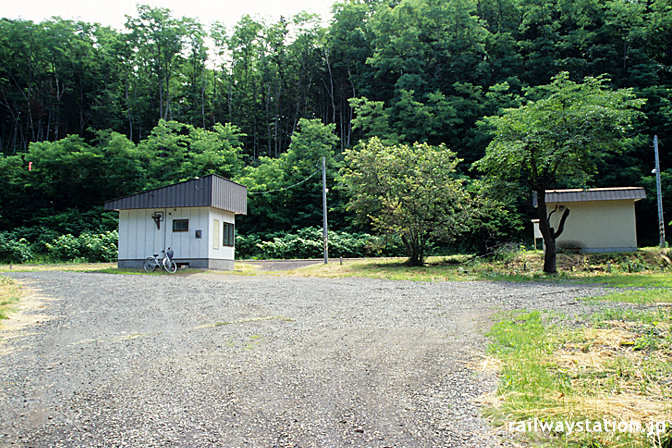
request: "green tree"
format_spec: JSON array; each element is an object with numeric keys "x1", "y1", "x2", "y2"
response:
[
  {"x1": 236, "y1": 118, "x2": 339, "y2": 233},
  {"x1": 474, "y1": 72, "x2": 645, "y2": 273},
  {"x1": 326, "y1": 0, "x2": 376, "y2": 149},
  {"x1": 126, "y1": 5, "x2": 192, "y2": 122},
  {"x1": 341, "y1": 138, "x2": 473, "y2": 265},
  {"x1": 136, "y1": 120, "x2": 244, "y2": 187},
  {"x1": 348, "y1": 96, "x2": 399, "y2": 144}
]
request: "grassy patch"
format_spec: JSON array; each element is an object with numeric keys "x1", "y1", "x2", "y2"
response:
[
  {"x1": 270, "y1": 248, "x2": 672, "y2": 287},
  {"x1": 2, "y1": 247, "x2": 671, "y2": 289},
  {"x1": 0, "y1": 262, "x2": 116, "y2": 273},
  {"x1": 278, "y1": 257, "x2": 480, "y2": 282},
  {"x1": 569, "y1": 273, "x2": 672, "y2": 289},
  {"x1": 486, "y1": 309, "x2": 672, "y2": 447},
  {"x1": 586, "y1": 289, "x2": 672, "y2": 305},
  {"x1": 0, "y1": 277, "x2": 21, "y2": 321}
]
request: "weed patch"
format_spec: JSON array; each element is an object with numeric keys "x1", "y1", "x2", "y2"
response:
[
  {"x1": 487, "y1": 309, "x2": 672, "y2": 447},
  {"x1": 0, "y1": 277, "x2": 21, "y2": 321},
  {"x1": 270, "y1": 247, "x2": 672, "y2": 287}
]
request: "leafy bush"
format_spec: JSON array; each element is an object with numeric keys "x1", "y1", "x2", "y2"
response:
[
  {"x1": 235, "y1": 233, "x2": 264, "y2": 259},
  {"x1": 236, "y1": 227, "x2": 406, "y2": 259},
  {"x1": 0, "y1": 233, "x2": 33, "y2": 263},
  {"x1": 10, "y1": 226, "x2": 60, "y2": 255},
  {"x1": 45, "y1": 231, "x2": 118, "y2": 262}
]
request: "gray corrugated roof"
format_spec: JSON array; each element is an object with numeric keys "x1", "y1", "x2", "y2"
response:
[
  {"x1": 104, "y1": 174, "x2": 247, "y2": 214},
  {"x1": 533, "y1": 187, "x2": 646, "y2": 207}
]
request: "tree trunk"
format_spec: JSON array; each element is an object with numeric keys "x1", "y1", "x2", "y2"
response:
[
  {"x1": 536, "y1": 189, "x2": 571, "y2": 274},
  {"x1": 543, "y1": 236, "x2": 557, "y2": 274},
  {"x1": 158, "y1": 76, "x2": 164, "y2": 120},
  {"x1": 402, "y1": 232, "x2": 424, "y2": 266}
]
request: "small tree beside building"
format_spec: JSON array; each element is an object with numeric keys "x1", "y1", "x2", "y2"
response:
[{"x1": 474, "y1": 72, "x2": 645, "y2": 273}]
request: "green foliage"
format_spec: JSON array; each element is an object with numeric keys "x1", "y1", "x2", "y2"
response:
[
  {"x1": 2, "y1": 0, "x2": 672, "y2": 247},
  {"x1": 475, "y1": 72, "x2": 645, "y2": 273},
  {"x1": 456, "y1": 180, "x2": 525, "y2": 254},
  {"x1": 256, "y1": 232, "x2": 324, "y2": 260},
  {"x1": 349, "y1": 97, "x2": 400, "y2": 145},
  {"x1": 0, "y1": 228, "x2": 119, "y2": 264},
  {"x1": 236, "y1": 118, "x2": 341, "y2": 234},
  {"x1": 6, "y1": 227, "x2": 60, "y2": 255},
  {"x1": 45, "y1": 231, "x2": 118, "y2": 262},
  {"x1": 475, "y1": 72, "x2": 645, "y2": 189},
  {"x1": 0, "y1": 234, "x2": 33, "y2": 263},
  {"x1": 236, "y1": 227, "x2": 405, "y2": 260},
  {"x1": 0, "y1": 132, "x2": 140, "y2": 231},
  {"x1": 341, "y1": 138, "x2": 475, "y2": 265},
  {"x1": 137, "y1": 120, "x2": 245, "y2": 187}
]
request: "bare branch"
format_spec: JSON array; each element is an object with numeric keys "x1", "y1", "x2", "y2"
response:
[
  {"x1": 553, "y1": 208, "x2": 571, "y2": 239},
  {"x1": 547, "y1": 204, "x2": 559, "y2": 222}
]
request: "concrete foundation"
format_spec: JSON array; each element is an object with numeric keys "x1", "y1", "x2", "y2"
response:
[{"x1": 118, "y1": 258, "x2": 235, "y2": 271}]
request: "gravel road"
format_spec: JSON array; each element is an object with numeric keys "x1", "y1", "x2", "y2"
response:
[{"x1": 0, "y1": 271, "x2": 621, "y2": 447}]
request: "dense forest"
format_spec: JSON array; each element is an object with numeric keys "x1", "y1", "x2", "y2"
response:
[{"x1": 1, "y1": 0, "x2": 671, "y2": 261}]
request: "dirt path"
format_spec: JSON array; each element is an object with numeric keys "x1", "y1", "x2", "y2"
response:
[{"x1": 0, "y1": 272, "x2": 612, "y2": 447}]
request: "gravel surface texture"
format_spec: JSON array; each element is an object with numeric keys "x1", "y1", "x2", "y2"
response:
[
  {"x1": 236, "y1": 260, "x2": 325, "y2": 271},
  {"x1": 0, "y1": 271, "x2": 633, "y2": 447}
]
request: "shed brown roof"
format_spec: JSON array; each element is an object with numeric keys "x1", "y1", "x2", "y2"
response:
[
  {"x1": 104, "y1": 174, "x2": 247, "y2": 214},
  {"x1": 533, "y1": 187, "x2": 646, "y2": 207}
]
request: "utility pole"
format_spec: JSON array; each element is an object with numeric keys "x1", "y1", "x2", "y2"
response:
[
  {"x1": 654, "y1": 135, "x2": 666, "y2": 247},
  {"x1": 322, "y1": 156, "x2": 329, "y2": 264}
]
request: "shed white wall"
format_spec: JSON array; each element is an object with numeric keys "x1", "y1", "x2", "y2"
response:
[
  {"x1": 207, "y1": 208, "x2": 235, "y2": 261},
  {"x1": 546, "y1": 199, "x2": 638, "y2": 252},
  {"x1": 117, "y1": 206, "x2": 236, "y2": 269}
]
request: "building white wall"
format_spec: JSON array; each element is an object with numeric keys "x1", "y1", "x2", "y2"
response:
[
  {"x1": 117, "y1": 206, "x2": 236, "y2": 269},
  {"x1": 546, "y1": 199, "x2": 638, "y2": 252},
  {"x1": 208, "y1": 208, "x2": 235, "y2": 261}
]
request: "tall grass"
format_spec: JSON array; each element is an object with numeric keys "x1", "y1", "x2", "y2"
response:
[
  {"x1": 486, "y1": 309, "x2": 672, "y2": 447},
  {"x1": 0, "y1": 277, "x2": 20, "y2": 321}
]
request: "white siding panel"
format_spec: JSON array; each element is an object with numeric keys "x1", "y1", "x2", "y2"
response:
[
  {"x1": 157, "y1": 207, "x2": 209, "y2": 260},
  {"x1": 118, "y1": 210, "x2": 128, "y2": 259},
  {"x1": 120, "y1": 209, "x2": 169, "y2": 259},
  {"x1": 208, "y1": 209, "x2": 235, "y2": 260},
  {"x1": 117, "y1": 206, "x2": 234, "y2": 262}
]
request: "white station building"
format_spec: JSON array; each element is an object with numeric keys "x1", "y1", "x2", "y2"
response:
[{"x1": 104, "y1": 175, "x2": 247, "y2": 270}]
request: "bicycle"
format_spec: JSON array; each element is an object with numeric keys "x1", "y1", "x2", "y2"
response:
[{"x1": 143, "y1": 247, "x2": 178, "y2": 274}]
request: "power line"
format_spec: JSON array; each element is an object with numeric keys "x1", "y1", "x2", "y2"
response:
[{"x1": 248, "y1": 168, "x2": 320, "y2": 195}]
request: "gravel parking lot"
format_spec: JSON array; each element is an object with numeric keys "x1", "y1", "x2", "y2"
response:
[{"x1": 0, "y1": 271, "x2": 616, "y2": 447}]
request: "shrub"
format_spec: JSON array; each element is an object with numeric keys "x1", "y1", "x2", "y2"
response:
[
  {"x1": 11, "y1": 226, "x2": 60, "y2": 255},
  {"x1": 236, "y1": 227, "x2": 406, "y2": 259},
  {"x1": 46, "y1": 231, "x2": 118, "y2": 262},
  {"x1": 0, "y1": 233, "x2": 33, "y2": 263},
  {"x1": 235, "y1": 233, "x2": 263, "y2": 259}
]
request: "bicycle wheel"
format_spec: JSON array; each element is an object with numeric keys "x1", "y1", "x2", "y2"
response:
[
  {"x1": 163, "y1": 257, "x2": 178, "y2": 274},
  {"x1": 143, "y1": 257, "x2": 157, "y2": 273}
]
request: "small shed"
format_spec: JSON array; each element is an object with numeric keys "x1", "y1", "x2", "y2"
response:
[
  {"x1": 104, "y1": 175, "x2": 247, "y2": 270},
  {"x1": 532, "y1": 187, "x2": 646, "y2": 253}
]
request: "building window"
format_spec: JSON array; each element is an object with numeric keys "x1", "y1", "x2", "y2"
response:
[
  {"x1": 172, "y1": 219, "x2": 189, "y2": 232},
  {"x1": 223, "y1": 222, "x2": 235, "y2": 246},
  {"x1": 213, "y1": 219, "x2": 220, "y2": 249}
]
